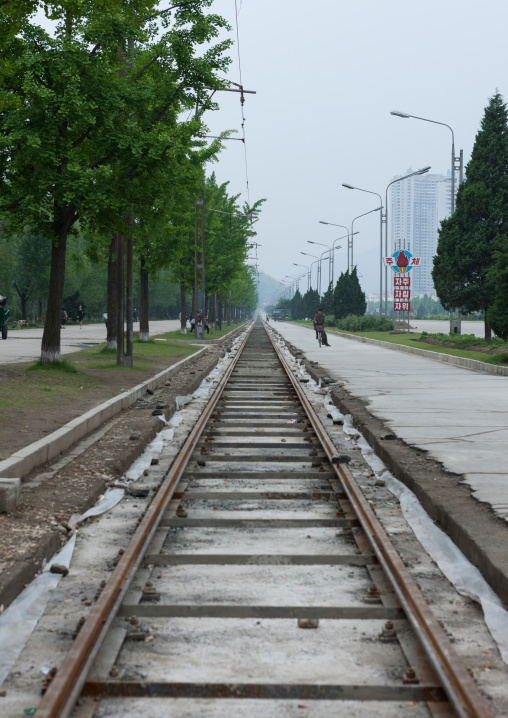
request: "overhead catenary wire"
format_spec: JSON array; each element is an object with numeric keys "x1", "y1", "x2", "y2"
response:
[{"x1": 234, "y1": 0, "x2": 251, "y2": 204}]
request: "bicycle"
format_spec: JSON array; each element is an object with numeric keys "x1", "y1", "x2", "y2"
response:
[{"x1": 316, "y1": 326, "x2": 324, "y2": 347}]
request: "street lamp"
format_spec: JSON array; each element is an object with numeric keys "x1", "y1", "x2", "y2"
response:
[
  {"x1": 384, "y1": 166, "x2": 431, "y2": 315},
  {"x1": 350, "y1": 207, "x2": 382, "y2": 271},
  {"x1": 318, "y1": 224, "x2": 356, "y2": 285},
  {"x1": 307, "y1": 240, "x2": 333, "y2": 287},
  {"x1": 300, "y1": 251, "x2": 323, "y2": 295},
  {"x1": 390, "y1": 111, "x2": 463, "y2": 212},
  {"x1": 293, "y1": 262, "x2": 312, "y2": 292},
  {"x1": 342, "y1": 184, "x2": 384, "y2": 312}
]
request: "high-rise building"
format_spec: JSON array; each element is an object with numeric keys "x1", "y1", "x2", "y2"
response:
[{"x1": 389, "y1": 170, "x2": 455, "y2": 297}]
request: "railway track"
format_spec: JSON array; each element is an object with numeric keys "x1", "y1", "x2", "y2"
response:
[{"x1": 36, "y1": 320, "x2": 493, "y2": 718}]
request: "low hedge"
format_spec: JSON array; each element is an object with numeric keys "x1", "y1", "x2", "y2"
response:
[{"x1": 333, "y1": 315, "x2": 394, "y2": 332}]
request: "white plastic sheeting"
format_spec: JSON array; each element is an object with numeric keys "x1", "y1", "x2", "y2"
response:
[
  {"x1": 0, "y1": 483, "x2": 128, "y2": 688},
  {"x1": 273, "y1": 328, "x2": 508, "y2": 666}
]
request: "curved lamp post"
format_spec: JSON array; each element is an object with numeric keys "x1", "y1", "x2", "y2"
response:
[
  {"x1": 390, "y1": 111, "x2": 462, "y2": 212},
  {"x1": 342, "y1": 184, "x2": 383, "y2": 312}
]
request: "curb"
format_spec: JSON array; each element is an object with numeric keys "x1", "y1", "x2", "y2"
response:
[
  {"x1": 289, "y1": 322, "x2": 508, "y2": 377},
  {"x1": 0, "y1": 347, "x2": 208, "y2": 481}
]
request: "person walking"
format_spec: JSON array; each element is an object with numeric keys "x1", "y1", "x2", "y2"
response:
[
  {"x1": 313, "y1": 307, "x2": 330, "y2": 346},
  {"x1": 77, "y1": 304, "x2": 84, "y2": 328},
  {"x1": 133, "y1": 308, "x2": 138, "y2": 323}
]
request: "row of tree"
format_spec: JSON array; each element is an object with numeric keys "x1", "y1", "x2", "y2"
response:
[
  {"x1": 0, "y1": 1, "x2": 260, "y2": 361},
  {"x1": 272, "y1": 267, "x2": 366, "y2": 321},
  {"x1": 433, "y1": 92, "x2": 508, "y2": 339}
]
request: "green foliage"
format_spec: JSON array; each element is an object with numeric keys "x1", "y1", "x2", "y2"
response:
[
  {"x1": 433, "y1": 92, "x2": 508, "y2": 336},
  {"x1": 290, "y1": 289, "x2": 306, "y2": 320},
  {"x1": 486, "y1": 246, "x2": 508, "y2": 339},
  {"x1": 0, "y1": 1, "x2": 234, "y2": 360},
  {"x1": 420, "y1": 331, "x2": 508, "y2": 349},
  {"x1": 321, "y1": 281, "x2": 334, "y2": 315},
  {"x1": 333, "y1": 266, "x2": 366, "y2": 319},
  {"x1": 335, "y1": 315, "x2": 394, "y2": 332}
]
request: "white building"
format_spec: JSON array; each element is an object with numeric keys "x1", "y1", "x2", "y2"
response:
[{"x1": 389, "y1": 169, "x2": 455, "y2": 297}]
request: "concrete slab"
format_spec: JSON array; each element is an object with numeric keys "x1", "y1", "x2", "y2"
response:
[{"x1": 273, "y1": 322, "x2": 508, "y2": 524}]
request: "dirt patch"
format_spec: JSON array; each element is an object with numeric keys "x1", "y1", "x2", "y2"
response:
[
  {"x1": 0, "y1": 350, "x2": 198, "y2": 462},
  {"x1": 0, "y1": 327, "x2": 245, "y2": 611},
  {"x1": 293, "y1": 353, "x2": 508, "y2": 609}
]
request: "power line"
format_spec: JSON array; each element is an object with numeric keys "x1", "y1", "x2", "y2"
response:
[{"x1": 234, "y1": 0, "x2": 250, "y2": 204}]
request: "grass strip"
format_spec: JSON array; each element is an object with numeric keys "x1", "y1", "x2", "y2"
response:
[{"x1": 0, "y1": 339, "x2": 198, "y2": 412}]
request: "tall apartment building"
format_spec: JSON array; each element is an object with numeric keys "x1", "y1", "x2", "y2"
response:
[{"x1": 389, "y1": 170, "x2": 454, "y2": 297}]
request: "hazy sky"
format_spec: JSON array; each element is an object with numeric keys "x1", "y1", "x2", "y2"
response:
[
  {"x1": 205, "y1": 0, "x2": 508, "y2": 300},
  {"x1": 33, "y1": 1, "x2": 508, "y2": 301}
]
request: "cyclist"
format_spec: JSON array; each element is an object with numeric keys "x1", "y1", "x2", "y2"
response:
[{"x1": 313, "y1": 307, "x2": 330, "y2": 346}]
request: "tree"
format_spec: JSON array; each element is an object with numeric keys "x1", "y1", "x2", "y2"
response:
[
  {"x1": 433, "y1": 92, "x2": 508, "y2": 338},
  {"x1": 486, "y1": 247, "x2": 508, "y2": 339},
  {"x1": 333, "y1": 267, "x2": 366, "y2": 318},
  {"x1": 302, "y1": 288, "x2": 320, "y2": 319},
  {"x1": 0, "y1": 1, "x2": 232, "y2": 362},
  {"x1": 290, "y1": 289, "x2": 305, "y2": 320},
  {"x1": 321, "y1": 282, "x2": 334, "y2": 315}
]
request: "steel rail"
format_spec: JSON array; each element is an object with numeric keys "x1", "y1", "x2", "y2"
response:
[
  {"x1": 265, "y1": 325, "x2": 493, "y2": 718},
  {"x1": 36, "y1": 323, "x2": 254, "y2": 718}
]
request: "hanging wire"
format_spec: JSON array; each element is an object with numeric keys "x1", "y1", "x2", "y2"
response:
[{"x1": 234, "y1": 0, "x2": 250, "y2": 204}]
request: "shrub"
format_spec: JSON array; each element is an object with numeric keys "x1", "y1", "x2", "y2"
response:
[{"x1": 335, "y1": 315, "x2": 394, "y2": 332}]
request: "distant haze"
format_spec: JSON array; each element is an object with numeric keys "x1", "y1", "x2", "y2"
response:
[
  {"x1": 207, "y1": 0, "x2": 507, "y2": 299},
  {"x1": 32, "y1": 1, "x2": 508, "y2": 302}
]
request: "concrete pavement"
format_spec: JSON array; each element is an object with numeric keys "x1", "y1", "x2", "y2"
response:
[
  {"x1": 0, "y1": 320, "x2": 181, "y2": 365},
  {"x1": 272, "y1": 321, "x2": 508, "y2": 524}
]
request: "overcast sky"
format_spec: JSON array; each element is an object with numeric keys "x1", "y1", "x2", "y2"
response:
[
  {"x1": 204, "y1": 0, "x2": 508, "y2": 300},
  {"x1": 34, "y1": 1, "x2": 508, "y2": 301}
]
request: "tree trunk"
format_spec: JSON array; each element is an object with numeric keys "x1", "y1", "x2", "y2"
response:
[
  {"x1": 217, "y1": 291, "x2": 222, "y2": 329},
  {"x1": 107, "y1": 235, "x2": 118, "y2": 349},
  {"x1": 485, "y1": 317, "x2": 492, "y2": 341},
  {"x1": 41, "y1": 229, "x2": 68, "y2": 364},
  {"x1": 180, "y1": 279, "x2": 187, "y2": 334},
  {"x1": 139, "y1": 254, "x2": 150, "y2": 342},
  {"x1": 20, "y1": 293, "x2": 28, "y2": 320}
]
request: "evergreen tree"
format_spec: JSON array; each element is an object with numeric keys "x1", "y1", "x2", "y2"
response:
[
  {"x1": 333, "y1": 267, "x2": 366, "y2": 318},
  {"x1": 486, "y1": 247, "x2": 508, "y2": 339},
  {"x1": 321, "y1": 282, "x2": 334, "y2": 315},
  {"x1": 302, "y1": 288, "x2": 320, "y2": 319},
  {"x1": 290, "y1": 289, "x2": 305, "y2": 320},
  {"x1": 432, "y1": 92, "x2": 508, "y2": 338}
]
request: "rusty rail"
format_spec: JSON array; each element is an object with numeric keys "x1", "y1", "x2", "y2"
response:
[
  {"x1": 35, "y1": 324, "x2": 254, "y2": 718},
  {"x1": 265, "y1": 325, "x2": 492, "y2": 718}
]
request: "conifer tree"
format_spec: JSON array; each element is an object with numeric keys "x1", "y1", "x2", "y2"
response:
[
  {"x1": 432, "y1": 92, "x2": 508, "y2": 338},
  {"x1": 333, "y1": 267, "x2": 366, "y2": 318},
  {"x1": 486, "y1": 248, "x2": 508, "y2": 339}
]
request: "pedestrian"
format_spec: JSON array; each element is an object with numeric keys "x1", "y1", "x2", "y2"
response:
[
  {"x1": 197, "y1": 309, "x2": 203, "y2": 325},
  {"x1": 190, "y1": 315, "x2": 195, "y2": 331},
  {"x1": 77, "y1": 304, "x2": 84, "y2": 329},
  {"x1": 103, "y1": 311, "x2": 108, "y2": 331},
  {"x1": 61, "y1": 308, "x2": 68, "y2": 328},
  {"x1": 204, "y1": 315, "x2": 210, "y2": 334},
  {"x1": 133, "y1": 308, "x2": 138, "y2": 322}
]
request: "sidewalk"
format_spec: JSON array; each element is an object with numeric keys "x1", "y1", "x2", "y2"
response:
[
  {"x1": 0, "y1": 320, "x2": 181, "y2": 365},
  {"x1": 273, "y1": 321, "x2": 508, "y2": 524}
]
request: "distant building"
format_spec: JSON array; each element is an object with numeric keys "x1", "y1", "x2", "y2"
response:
[{"x1": 389, "y1": 169, "x2": 457, "y2": 297}]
